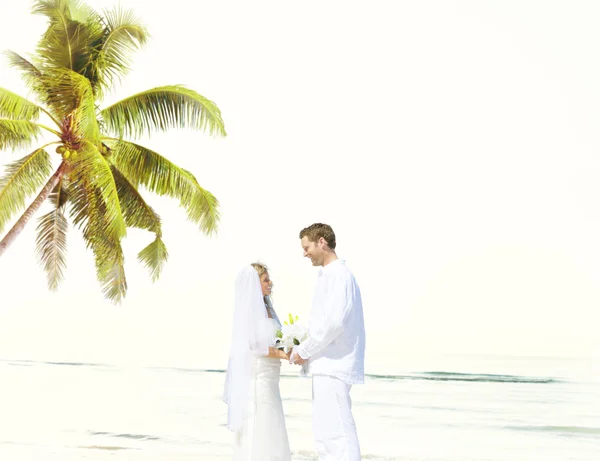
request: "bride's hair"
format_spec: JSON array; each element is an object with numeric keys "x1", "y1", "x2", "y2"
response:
[
  {"x1": 251, "y1": 262, "x2": 268, "y2": 277},
  {"x1": 251, "y1": 262, "x2": 274, "y2": 306}
]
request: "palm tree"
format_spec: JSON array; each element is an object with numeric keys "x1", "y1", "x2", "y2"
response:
[{"x1": 0, "y1": 0, "x2": 226, "y2": 302}]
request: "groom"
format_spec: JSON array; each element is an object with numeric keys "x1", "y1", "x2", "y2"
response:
[{"x1": 290, "y1": 223, "x2": 365, "y2": 461}]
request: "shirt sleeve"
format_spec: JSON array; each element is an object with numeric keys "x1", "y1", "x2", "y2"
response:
[{"x1": 296, "y1": 274, "x2": 355, "y2": 359}]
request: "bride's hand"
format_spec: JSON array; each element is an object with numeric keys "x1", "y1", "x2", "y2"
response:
[{"x1": 268, "y1": 347, "x2": 289, "y2": 360}]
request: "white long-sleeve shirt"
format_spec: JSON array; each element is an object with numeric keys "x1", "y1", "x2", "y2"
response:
[{"x1": 295, "y1": 259, "x2": 365, "y2": 385}]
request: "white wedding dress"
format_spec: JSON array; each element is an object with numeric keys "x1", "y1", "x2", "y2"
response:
[{"x1": 232, "y1": 314, "x2": 291, "y2": 461}]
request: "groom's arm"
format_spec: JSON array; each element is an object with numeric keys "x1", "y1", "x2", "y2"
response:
[{"x1": 295, "y1": 275, "x2": 355, "y2": 361}]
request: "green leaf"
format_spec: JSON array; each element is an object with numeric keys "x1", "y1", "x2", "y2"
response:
[
  {"x1": 32, "y1": 0, "x2": 104, "y2": 73},
  {"x1": 111, "y1": 166, "x2": 168, "y2": 281},
  {"x1": 137, "y1": 237, "x2": 168, "y2": 282},
  {"x1": 32, "y1": 0, "x2": 97, "y2": 23},
  {"x1": 91, "y1": 7, "x2": 148, "y2": 92},
  {"x1": 97, "y1": 249, "x2": 127, "y2": 302},
  {"x1": 68, "y1": 180, "x2": 127, "y2": 303},
  {"x1": 0, "y1": 119, "x2": 43, "y2": 150},
  {"x1": 0, "y1": 147, "x2": 52, "y2": 234},
  {"x1": 4, "y1": 51, "x2": 44, "y2": 91},
  {"x1": 67, "y1": 141, "x2": 127, "y2": 301},
  {"x1": 101, "y1": 85, "x2": 226, "y2": 139},
  {"x1": 0, "y1": 87, "x2": 42, "y2": 121},
  {"x1": 69, "y1": 141, "x2": 126, "y2": 240},
  {"x1": 35, "y1": 180, "x2": 69, "y2": 290},
  {"x1": 109, "y1": 140, "x2": 219, "y2": 234},
  {"x1": 37, "y1": 68, "x2": 100, "y2": 141},
  {"x1": 111, "y1": 165, "x2": 160, "y2": 234}
]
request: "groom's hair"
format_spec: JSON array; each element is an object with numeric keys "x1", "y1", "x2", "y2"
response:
[{"x1": 299, "y1": 223, "x2": 336, "y2": 250}]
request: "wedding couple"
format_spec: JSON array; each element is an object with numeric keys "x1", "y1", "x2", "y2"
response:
[{"x1": 223, "y1": 223, "x2": 366, "y2": 461}]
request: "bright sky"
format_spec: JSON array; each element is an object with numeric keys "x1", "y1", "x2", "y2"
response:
[{"x1": 1, "y1": 1, "x2": 599, "y2": 373}]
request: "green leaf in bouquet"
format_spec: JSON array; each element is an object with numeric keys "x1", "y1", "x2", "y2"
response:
[
  {"x1": 293, "y1": 338, "x2": 300, "y2": 345},
  {"x1": 276, "y1": 330, "x2": 283, "y2": 338}
]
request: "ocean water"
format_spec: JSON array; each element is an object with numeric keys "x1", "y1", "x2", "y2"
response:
[{"x1": 0, "y1": 355, "x2": 598, "y2": 460}]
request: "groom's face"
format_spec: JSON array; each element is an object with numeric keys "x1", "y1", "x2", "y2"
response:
[{"x1": 301, "y1": 236, "x2": 324, "y2": 266}]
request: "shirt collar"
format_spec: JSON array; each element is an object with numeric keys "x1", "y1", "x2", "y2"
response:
[{"x1": 318, "y1": 259, "x2": 344, "y2": 276}]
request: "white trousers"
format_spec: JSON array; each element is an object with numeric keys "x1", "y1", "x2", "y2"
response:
[{"x1": 312, "y1": 375, "x2": 361, "y2": 461}]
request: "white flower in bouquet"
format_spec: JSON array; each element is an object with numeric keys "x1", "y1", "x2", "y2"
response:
[{"x1": 275, "y1": 314, "x2": 308, "y2": 353}]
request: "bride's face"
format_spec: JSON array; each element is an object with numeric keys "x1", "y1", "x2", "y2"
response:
[{"x1": 260, "y1": 272, "x2": 273, "y2": 297}]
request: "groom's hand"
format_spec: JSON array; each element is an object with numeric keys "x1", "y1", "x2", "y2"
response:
[
  {"x1": 290, "y1": 349, "x2": 307, "y2": 365},
  {"x1": 294, "y1": 356, "x2": 307, "y2": 365}
]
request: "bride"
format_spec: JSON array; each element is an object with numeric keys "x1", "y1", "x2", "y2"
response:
[{"x1": 223, "y1": 263, "x2": 292, "y2": 460}]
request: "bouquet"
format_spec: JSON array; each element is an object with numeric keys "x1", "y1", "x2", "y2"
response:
[
  {"x1": 274, "y1": 313, "x2": 308, "y2": 353},
  {"x1": 274, "y1": 314, "x2": 309, "y2": 376}
]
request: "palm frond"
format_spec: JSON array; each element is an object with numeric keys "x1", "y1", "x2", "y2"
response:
[
  {"x1": 0, "y1": 88, "x2": 42, "y2": 121},
  {"x1": 98, "y1": 251, "x2": 127, "y2": 302},
  {"x1": 32, "y1": 0, "x2": 72, "y2": 20},
  {"x1": 32, "y1": 0, "x2": 104, "y2": 73},
  {"x1": 101, "y1": 85, "x2": 226, "y2": 139},
  {"x1": 68, "y1": 180, "x2": 127, "y2": 302},
  {"x1": 69, "y1": 141, "x2": 126, "y2": 240},
  {"x1": 60, "y1": 0, "x2": 100, "y2": 23},
  {"x1": 32, "y1": 0, "x2": 79, "y2": 71},
  {"x1": 4, "y1": 51, "x2": 43, "y2": 86},
  {"x1": 111, "y1": 166, "x2": 161, "y2": 234},
  {"x1": 137, "y1": 237, "x2": 168, "y2": 282},
  {"x1": 32, "y1": 0, "x2": 99, "y2": 22},
  {"x1": 89, "y1": 7, "x2": 148, "y2": 93},
  {"x1": 35, "y1": 180, "x2": 69, "y2": 290},
  {"x1": 38, "y1": 68, "x2": 99, "y2": 141},
  {"x1": 109, "y1": 140, "x2": 219, "y2": 234},
  {"x1": 0, "y1": 147, "x2": 52, "y2": 234},
  {"x1": 3, "y1": 51, "x2": 52, "y2": 106},
  {"x1": 180, "y1": 168, "x2": 220, "y2": 234},
  {"x1": 0, "y1": 119, "x2": 43, "y2": 150},
  {"x1": 111, "y1": 166, "x2": 168, "y2": 281}
]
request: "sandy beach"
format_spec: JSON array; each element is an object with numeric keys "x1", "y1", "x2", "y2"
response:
[
  {"x1": 2, "y1": 357, "x2": 599, "y2": 461},
  {"x1": 1, "y1": 446, "x2": 233, "y2": 461}
]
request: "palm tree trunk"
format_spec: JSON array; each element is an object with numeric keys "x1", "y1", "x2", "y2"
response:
[{"x1": 0, "y1": 162, "x2": 67, "y2": 258}]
